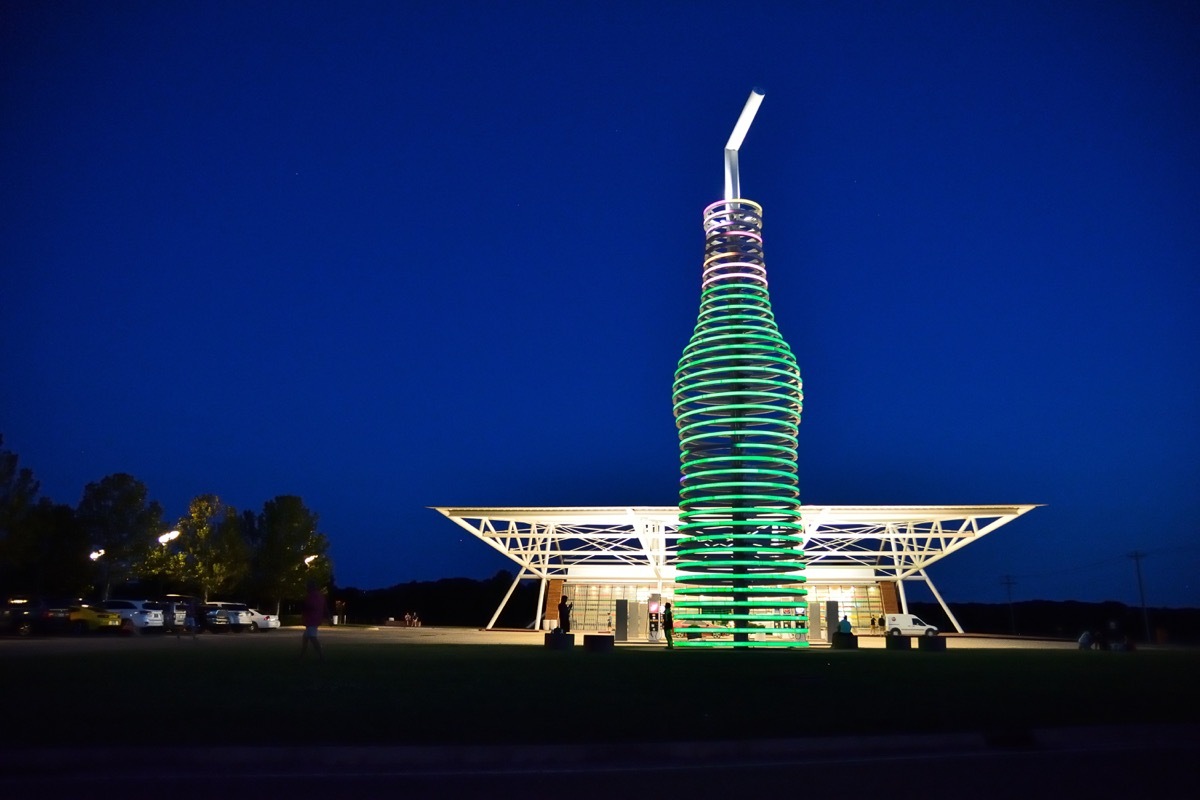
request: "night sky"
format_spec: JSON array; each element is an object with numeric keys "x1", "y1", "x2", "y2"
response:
[{"x1": 3, "y1": 2, "x2": 1197, "y2": 607}]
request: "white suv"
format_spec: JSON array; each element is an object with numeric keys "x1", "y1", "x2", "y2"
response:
[{"x1": 101, "y1": 599, "x2": 165, "y2": 633}]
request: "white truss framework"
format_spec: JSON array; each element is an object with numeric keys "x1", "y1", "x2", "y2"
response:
[{"x1": 433, "y1": 504, "x2": 1039, "y2": 633}]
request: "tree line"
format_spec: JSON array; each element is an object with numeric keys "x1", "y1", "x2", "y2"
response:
[{"x1": 0, "y1": 435, "x2": 332, "y2": 610}]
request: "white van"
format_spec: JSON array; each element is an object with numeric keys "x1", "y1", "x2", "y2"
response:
[{"x1": 884, "y1": 613, "x2": 938, "y2": 637}]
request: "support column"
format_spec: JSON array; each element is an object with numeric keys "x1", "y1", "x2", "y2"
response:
[
  {"x1": 533, "y1": 575, "x2": 549, "y2": 630},
  {"x1": 487, "y1": 568, "x2": 528, "y2": 630},
  {"x1": 920, "y1": 568, "x2": 963, "y2": 633}
]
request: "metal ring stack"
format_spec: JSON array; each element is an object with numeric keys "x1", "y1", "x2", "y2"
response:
[{"x1": 672, "y1": 198, "x2": 808, "y2": 647}]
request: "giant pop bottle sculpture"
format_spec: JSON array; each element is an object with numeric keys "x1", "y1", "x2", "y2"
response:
[{"x1": 672, "y1": 89, "x2": 808, "y2": 647}]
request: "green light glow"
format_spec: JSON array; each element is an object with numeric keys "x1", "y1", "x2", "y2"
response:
[{"x1": 673, "y1": 199, "x2": 806, "y2": 648}]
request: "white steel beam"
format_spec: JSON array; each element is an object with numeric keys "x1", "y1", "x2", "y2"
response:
[
  {"x1": 921, "y1": 568, "x2": 964, "y2": 634},
  {"x1": 486, "y1": 567, "x2": 527, "y2": 630},
  {"x1": 432, "y1": 505, "x2": 1040, "y2": 616}
]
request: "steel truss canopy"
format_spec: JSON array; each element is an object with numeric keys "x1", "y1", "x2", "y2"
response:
[{"x1": 433, "y1": 504, "x2": 1040, "y2": 632}]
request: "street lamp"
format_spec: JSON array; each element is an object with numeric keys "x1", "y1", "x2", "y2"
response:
[
  {"x1": 303, "y1": 555, "x2": 318, "y2": 566},
  {"x1": 158, "y1": 530, "x2": 181, "y2": 545},
  {"x1": 89, "y1": 549, "x2": 110, "y2": 600}
]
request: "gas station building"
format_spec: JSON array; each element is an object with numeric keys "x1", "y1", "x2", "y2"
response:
[{"x1": 435, "y1": 504, "x2": 1037, "y2": 641}]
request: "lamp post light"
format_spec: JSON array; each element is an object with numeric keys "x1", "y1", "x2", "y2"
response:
[
  {"x1": 155, "y1": 530, "x2": 181, "y2": 595},
  {"x1": 304, "y1": 555, "x2": 318, "y2": 567},
  {"x1": 89, "y1": 549, "x2": 109, "y2": 600}
]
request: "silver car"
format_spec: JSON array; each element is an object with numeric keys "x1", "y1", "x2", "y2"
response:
[{"x1": 208, "y1": 601, "x2": 253, "y2": 632}]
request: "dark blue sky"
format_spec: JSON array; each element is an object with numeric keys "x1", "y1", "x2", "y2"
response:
[{"x1": 3, "y1": 2, "x2": 1197, "y2": 606}]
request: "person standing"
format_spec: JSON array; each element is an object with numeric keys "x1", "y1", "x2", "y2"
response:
[
  {"x1": 663, "y1": 602, "x2": 675, "y2": 648},
  {"x1": 558, "y1": 594, "x2": 572, "y2": 633},
  {"x1": 300, "y1": 580, "x2": 325, "y2": 661},
  {"x1": 177, "y1": 599, "x2": 198, "y2": 640}
]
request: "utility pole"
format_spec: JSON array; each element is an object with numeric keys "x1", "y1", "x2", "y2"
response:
[
  {"x1": 1000, "y1": 574, "x2": 1017, "y2": 635},
  {"x1": 1128, "y1": 550, "x2": 1151, "y2": 643}
]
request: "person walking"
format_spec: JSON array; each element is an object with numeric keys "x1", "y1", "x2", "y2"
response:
[
  {"x1": 300, "y1": 580, "x2": 325, "y2": 661},
  {"x1": 663, "y1": 602, "x2": 675, "y2": 648}
]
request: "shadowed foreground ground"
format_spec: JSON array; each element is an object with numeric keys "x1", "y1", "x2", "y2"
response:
[{"x1": 3, "y1": 626, "x2": 1197, "y2": 748}]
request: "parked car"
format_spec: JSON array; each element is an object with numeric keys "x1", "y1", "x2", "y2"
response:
[
  {"x1": 68, "y1": 603, "x2": 123, "y2": 634},
  {"x1": 163, "y1": 594, "x2": 203, "y2": 633},
  {"x1": 884, "y1": 613, "x2": 939, "y2": 637},
  {"x1": 100, "y1": 599, "x2": 165, "y2": 633},
  {"x1": 206, "y1": 601, "x2": 253, "y2": 632},
  {"x1": 242, "y1": 606, "x2": 281, "y2": 632},
  {"x1": 1, "y1": 597, "x2": 71, "y2": 636},
  {"x1": 199, "y1": 604, "x2": 230, "y2": 632},
  {"x1": 155, "y1": 600, "x2": 189, "y2": 633}
]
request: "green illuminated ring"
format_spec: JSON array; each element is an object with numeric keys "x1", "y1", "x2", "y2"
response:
[{"x1": 674, "y1": 198, "x2": 806, "y2": 648}]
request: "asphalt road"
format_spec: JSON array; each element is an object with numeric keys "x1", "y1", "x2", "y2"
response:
[{"x1": 3, "y1": 725, "x2": 1195, "y2": 799}]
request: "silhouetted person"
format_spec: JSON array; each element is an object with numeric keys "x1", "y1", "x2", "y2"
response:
[
  {"x1": 838, "y1": 615, "x2": 852, "y2": 635},
  {"x1": 176, "y1": 600, "x2": 197, "y2": 640},
  {"x1": 300, "y1": 580, "x2": 325, "y2": 660},
  {"x1": 663, "y1": 602, "x2": 675, "y2": 648},
  {"x1": 558, "y1": 595, "x2": 572, "y2": 633}
]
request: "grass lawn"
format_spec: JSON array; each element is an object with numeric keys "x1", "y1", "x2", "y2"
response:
[{"x1": 4, "y1": 634, "x2": 1197, "y2": 747}]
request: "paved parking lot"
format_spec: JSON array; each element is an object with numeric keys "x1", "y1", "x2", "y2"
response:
[{"x1": 0, "y1": 624, "x2": 1081, "y2": 654}]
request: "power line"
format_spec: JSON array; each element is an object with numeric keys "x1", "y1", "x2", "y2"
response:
[
  {"x1": 1128, "y1": 550, "x2": 1151, "y2": 642},
  {"x1": 1000, "y1": 574, "x2": 1017, "y2": 635}
]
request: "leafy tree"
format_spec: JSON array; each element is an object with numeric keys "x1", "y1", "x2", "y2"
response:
[
  {"x1": 0, "y1": 435, "x2": 39, "y2": 527},
  {"x1": 176, "y1": 494, "x2": 249, "y2": 602},
  {"x1": 241, "y1": 509, "x2": 260, "y2": 549},
  {"x1": 253, "y1": 495, "x2": 331, "y2": 614},
  {"x1": 138, "y1": 528, "x2": 187, "y2": 588},
  {"x1": 23, "y1": 499, "x2": 91, "y2": 596},
  {"x1": 0, "y1": 436, "x2": 41, "y2": 592},
  {"x1": 76, "y1": 473, "x2": 164, "y2": 600}
]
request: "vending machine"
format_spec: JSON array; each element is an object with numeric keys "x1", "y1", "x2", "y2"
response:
[{"x1": 647, "y1": 593, "x2": 662, "y2": 642}]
